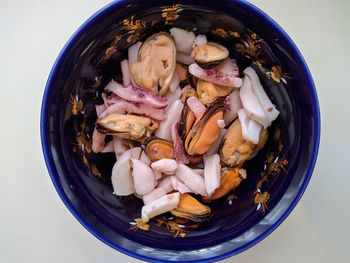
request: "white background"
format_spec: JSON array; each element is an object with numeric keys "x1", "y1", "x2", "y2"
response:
[{"x1": 0, "y1": 0, "x2": 348, "y2": 262}]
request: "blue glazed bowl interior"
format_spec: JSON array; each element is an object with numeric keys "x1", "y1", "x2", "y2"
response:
[{"x1": 41, "y1": 0, "x2": 320, "y2": 262}]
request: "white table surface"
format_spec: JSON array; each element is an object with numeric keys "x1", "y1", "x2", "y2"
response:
[{"x1": 1, "y1": 0, "x2": 348, "y2": 262}]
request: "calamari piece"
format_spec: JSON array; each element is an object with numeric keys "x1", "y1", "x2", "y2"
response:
[
  {"x1": 155, "y1": 100, "x2": 184, "y2": 141},
  {"x1": 204, "y1": 154, "x2": 221, "y2": 196},
  {"x1": 141, "y1": 192, "x2": 180, "y2": 222},
  {"x1": 100, "y1": 140, "x2": 114, "y2": 153},
  {"x1": 140, "y1": 150, "x2": 151, "y2": 166},
  {"x1": 92, "y1": 128, "x2": 106, "y2": 153},
  {"x1": 244, "y1": 67, "x2": 280, "y2": 124},
  {"x1": 217, "y1": 119, "x2": 225, "y2": 128},
  {"x1": 223, "y1": 90, "x2": 242, "y2": 125},
  {"x1": 165, "y1": 87, "x2": 182, "y2": 111},
  {"x1": 205, "y1": 128, "x2": 227, "y2": 156},
  {"x1": 169, "y1": 72, "x2": 180, "y2": 93},
  {"x1": 96, "y1": 104, "x2": 107, "y2": 118},
  {"x1": 131, "y1": 147, "x2": 142, "y2": 159},
  {"x1": 176, "y1": 164, "x2": 208, "y2": 196},
  {"x1": 131, "y1": 33, "x2": 176, "y2": 95},
  {"x1": 151, "y1": 158, "x2": 178, "y2": 175},
  {"x1": 102, "y1": 92, "x2": 120, "y2": 107},
  {"x1": 128, "y1": 42, "x2": 143, "y2": 86},
  {"x1": 121, "y1": 59, "x2": 131, "y2": 87},
  {"x1": 187, "y1": 96, "x2": 206, "y2": 119},
  {"x1": 193, "y1": 34, "x2": 207, "y2": 47},
  {"x1": 143, "y1": 187, "x2": 168, "y2": 205},
  {"x1": 171, "y1": 122, "x2": 189, "y2": 164},
  {"x1": 171, "y1": 176, "x2": 193, "y2": 194},
  {"x1": 131, "y1": 158, "x2": 156, "y2": 195},
  {"x1": 100, "y1": 100, "x2": 166, "y2": 120},
  {"x1": 177, "y1": 52, "x2": 194, "y2": 65},
  {"x1": 105, "y1": 80, "x2": 168, "y2": 109},
  {"x1": 113, "y1": 137, "x2": 130, "y2": 159},
  {"x1": 111, "y1": 149, "x2": 134, "y2": 196},
  {"x1": 170, "y1": 27, "x2": 195, "y2": 54},
  {"x1": 193, "y1": 169, "x2": 204, "y2": 176},
  {"x1": 238, "y1": 109, "x2": 263, "y2": 144},
  {"x1": 157, "y1": 176, "x2": 174, "y2": 193},
  {"x1": 189, "y1": 59, "x2": 242, "y2": 88},
  {"x1": 239, "y1": 76, "x2": 269, "y2": 128}
]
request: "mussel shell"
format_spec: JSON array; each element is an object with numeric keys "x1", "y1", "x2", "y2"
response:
[
  {"x1": 191, "y1": 42, "x2": 229, "y2": 69},
  {"x1": 96, "y1": 114, "x2": 158, "y2": 141},
  {"x1": 144, "y1": 136, "x2": 175, "y2": 162},
  {"x1": 202, "y1": 168, "x2": 243, "y2": 202},
  {"x1": 196, "y1": 79, "x2": 234, "y2": 106},
  {"x1": 171, "y1": 194, "x2": 211, "y2": 222},
  {"x1": 178, "y1": 104, "x2": 196, "y2": 140},
  {"x1": 184, "y1": 99, "x2": 225, "y2": 156},
  {"x1": 220, "y1": 118, "x2": 268, "y2": 167},
  {"x1": 131, "y1": 32, "x2": 176, "y2": 96}
]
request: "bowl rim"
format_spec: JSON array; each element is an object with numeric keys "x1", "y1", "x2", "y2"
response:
[{"x1": 40, "y1": 0, "x2": 321, "y2": 262}]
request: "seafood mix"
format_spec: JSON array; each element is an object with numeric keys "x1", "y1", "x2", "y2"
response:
[{"x1": 91, "y1": 28, "x2": 279, "y2": 223}]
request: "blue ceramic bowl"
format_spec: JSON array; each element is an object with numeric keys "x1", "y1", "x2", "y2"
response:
[{"x1": 41, "y1": 0, "x2": 320, "y2": 262}]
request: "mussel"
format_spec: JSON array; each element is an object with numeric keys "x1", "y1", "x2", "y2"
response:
[
  {"x1": 220, "y1": 118, "x2": 268, "y2": 167},
  {"x1": 178, "y1": 87, "x2": 197, "y2": 139},
  {"x1": 184, "y1": 99, "x2": 225, "y2": 156},
  {"x1": 196, "y1": 79, "x2": 234, "y2": 106},
  {"x1": 170, "y1": 194, "x2": 211, "y2": 222},
  {"x1": 131, "y1": 33, "x2": 176, "y2": 95},
  {"x1": 202, "y1": 168, "x2": 246, "y2": 202},
  {"x1": 96, "y1": 114, "x2": 158, "y2": 141},
  {"x1": 144, "y1": 137, "x2": 175, "y2": 162},
  {"x1": 191, "y1": 42, "x2": 229, "y2": 69}
]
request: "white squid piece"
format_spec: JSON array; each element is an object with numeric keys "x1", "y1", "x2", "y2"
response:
[
  {"x1": 193, "y1": 34, "x2": 207, "y2": 47},
  {"x1": 240, "y1": 76, "x2": 269, "y2": 128},
  {"x1": 151, "y1": 159, "x2": 178, "y2": 175},
  {"x1": 171, "y1": 176, "x2": 193, "y2": 194},
  {"x1": 176, "y1": 52, "x2": 195, "y2": 65},
  {"x1": 238, "y1": 109, "x2": 263, "y2": 144},
  {"x1": 205, "y1": 128, "x2": 227, "y2": 156},
  {"x1": 111, "y1": 149, "x2": 134, "y2": 196},
  {"x1": 170, "y1": 27, "x2": 195, "y2": 54},
  {"x1": 187, "y1": 96, "x2": 206, "y2": 119},
  {"x1": 165, "y1": 87, "x2": 182, "y2": 111},
  {"x1": 176, "y1": 164, "x2": 208, "y2": 196},
  {"x1": 141, "y1": 192, "x2": 180, "y2": 222},
  {"x1": 224, "y1": 90, "x2": 242, "y2": 125},
  {"x1": 131, "y1": 159, "x2": 156, "y2": 195},
  {"x1": 189, "y1": 59, "x2": 242, "y2": 88},
  {"x1": 121, "y1": 59, "x2": 131, "y2": 87},
  {"x1": 95, "y1": 104, "x2": 107, "y2": 118},
  {"x1": 157, "y1": 176, "x2": 174, "y2": 193},
  {"x1": 204, "y1": 154, "x2": 221, "y2": 196},
  {"x1": 244, "y1": 67, "x2": 280, "y2": 124},
  {"x1": 143, "y1": 187, "x2": 168, "y2": 205},
  {"x1": 155, "y1": 100, "x2": 184, "y2": 141},
  {"x1": 100, "y1": 99, "x2": 167, "y2": 120},
  {"x1": 113, "y1": 137, "x2": 129, "y2": 159}
]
